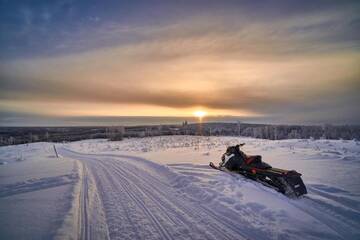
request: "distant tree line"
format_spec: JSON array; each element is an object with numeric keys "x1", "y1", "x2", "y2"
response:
[
  {"x1": 0, "y1": 123, "x2": 359, "y2": 146},
  {"x1": 186, "y1": 123, "x2": 360, "y2": 140}
]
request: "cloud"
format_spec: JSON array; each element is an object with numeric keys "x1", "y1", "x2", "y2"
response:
[
  {"x1": 0, "y1": 3, "x2": 359, "y2": 123},
  {"x1": 1, "y1": 49, "x2": 358, "y2": 115}
]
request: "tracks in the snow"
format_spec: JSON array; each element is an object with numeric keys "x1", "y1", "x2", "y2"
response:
[
  {"x1": 79, "y1": 163, "x2": 90, "y2": 240},
  {"x1": 59, "y1": 147, "x2": 358, "y2": 240},
  {"x1": 60, "y1": 148, "x2": 250, "y2": 240}
]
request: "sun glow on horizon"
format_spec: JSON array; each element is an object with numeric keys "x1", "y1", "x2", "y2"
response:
[{"x1": 193, "y1": 110, "x2": 207, "y2": 118}]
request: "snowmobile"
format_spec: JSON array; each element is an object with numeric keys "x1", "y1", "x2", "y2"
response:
[{"x1": 209, "y1": 144, "x2": 307, "y2": 198}]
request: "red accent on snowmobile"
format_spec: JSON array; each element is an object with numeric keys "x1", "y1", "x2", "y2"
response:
[{"x1": 245, "y1": 155, "x2": 257, "y2": 165}]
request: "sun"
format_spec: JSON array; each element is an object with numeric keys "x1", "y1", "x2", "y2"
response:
[{"x1": 193, "y1": 110, "x2": 207, "y2": 118}]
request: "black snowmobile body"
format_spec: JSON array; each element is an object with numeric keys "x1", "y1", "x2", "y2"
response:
[{"x1": 210, "y1": 144, "x2": 307, "y2": 198}]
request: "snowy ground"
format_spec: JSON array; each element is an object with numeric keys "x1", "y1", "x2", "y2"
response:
[{"x1": 1, "y1": 136, "x2": 359, "y2": 239}]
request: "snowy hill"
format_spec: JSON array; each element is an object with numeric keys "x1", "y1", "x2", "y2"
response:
[{"x1": 1, "y1": 136, "x2": 359, "y2": 239}]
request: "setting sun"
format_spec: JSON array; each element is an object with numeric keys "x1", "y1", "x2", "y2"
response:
[{"x1": 193, "y1": 111, "x2": 207, "y2": 118}]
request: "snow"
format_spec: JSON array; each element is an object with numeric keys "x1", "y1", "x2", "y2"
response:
[
  {"x1": 1, "y1": 136, "x2": 359, "y2": 239},
  {"x1": 0, "y1": 143, "x2": 77, "y2": 239}
]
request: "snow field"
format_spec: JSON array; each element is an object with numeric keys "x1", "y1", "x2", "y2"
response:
[{"x1": 1, "y1": 136, "x2": 359, "y2": 239}]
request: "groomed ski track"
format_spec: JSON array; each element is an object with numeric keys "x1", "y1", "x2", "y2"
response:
[{"x1": 59, "y1": 148, "x2": 252, "y2": 240}]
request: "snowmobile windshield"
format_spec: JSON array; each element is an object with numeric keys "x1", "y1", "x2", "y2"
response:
[{"x1": 221, "y1": 145, "x2": 246, "y2": 170}]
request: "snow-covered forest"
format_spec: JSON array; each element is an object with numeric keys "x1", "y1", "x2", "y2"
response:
[{"x1": 1, "y1": 123, "x2": 359, "y2": 146}]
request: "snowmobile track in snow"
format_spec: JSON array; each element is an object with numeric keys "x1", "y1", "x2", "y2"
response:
[
  {"x1": 79, "y1": 163, "x2": 90, "y2": 240},
  {"x1": 59, "y1": 148, "x2": 252, "y2": 240}
]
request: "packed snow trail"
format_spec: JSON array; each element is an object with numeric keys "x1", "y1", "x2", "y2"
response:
[
  {"x1": 58, "y1": 147, "x2": 352, "y2": 240},
  {"x1": 59, "y1": 148, "x2": 252, "y2": 240}
]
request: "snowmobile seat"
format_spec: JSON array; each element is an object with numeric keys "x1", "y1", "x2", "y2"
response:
[
  {"x1": 250, "y1": 161, "x2": 272, "y2": 169},
  {"x1": 245, "y1": 155, "x2": 262, "y2": 165},
  {"x1": 245, "y1": 155, "x2": 272, "y2": 169}
]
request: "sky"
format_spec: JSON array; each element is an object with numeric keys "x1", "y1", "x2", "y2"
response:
[{"x1": 0, "y1": 0, "x2": 359, "y2": 125}]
